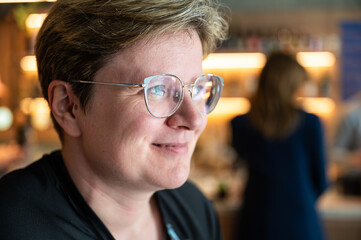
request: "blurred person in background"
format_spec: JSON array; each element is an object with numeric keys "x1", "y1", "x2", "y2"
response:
[
  {"x1": 0, "y1": 0, "x2": 228, "y2": 239},
  {"x1": 231, "y1": 52, "x2": 328, "y2": 240}
]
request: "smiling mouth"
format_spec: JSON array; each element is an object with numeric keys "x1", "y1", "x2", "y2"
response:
[
  {"x1": 153, "y1": 144, "x2": 171, "y2": 148},
  {"x1": 152, "y1": 143, "x2": 188, "y2": 154}
]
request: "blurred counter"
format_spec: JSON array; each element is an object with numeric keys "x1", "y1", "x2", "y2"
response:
[
  {"x1": 318, "y1": 188, "x2": 361, "y2": 240},
  {"x1": 318, "y1": 188, "x2": 361, "y2": 220}
]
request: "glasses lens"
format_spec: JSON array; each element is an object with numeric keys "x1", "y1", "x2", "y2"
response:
[
  {"x1": 144, "y1": 75, "x2": 183, "y2": 118},
  {"x1": 192, "y1": 75, "x2": 223, "y2": 114}
]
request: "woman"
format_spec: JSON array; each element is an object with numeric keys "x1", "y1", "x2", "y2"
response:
[
  {"x1": 231, "y1": 52, "x2": 328, "y2": 240},
  {"x1": 0, "y1": 1, "x2": 228, "y2": 239}
]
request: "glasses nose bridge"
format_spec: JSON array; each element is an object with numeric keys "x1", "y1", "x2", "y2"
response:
[{"x1": 183, "y1": 83, "x2": 195, "y2": 97}]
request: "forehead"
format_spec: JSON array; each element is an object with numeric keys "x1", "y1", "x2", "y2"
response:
[{"x1": 94, "y1": 30, "x2": 203, "y2": 83}]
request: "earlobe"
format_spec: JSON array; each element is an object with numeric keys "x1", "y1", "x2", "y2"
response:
[{"x1": 48, "y1": 80, "x2": 82, "y2": 137}]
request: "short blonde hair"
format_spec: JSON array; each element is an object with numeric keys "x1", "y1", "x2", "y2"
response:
[{"x1": 35, "y1": 0, "x2": 229, "y2": 139}]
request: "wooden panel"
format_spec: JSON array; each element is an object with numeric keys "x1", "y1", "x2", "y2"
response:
[{"x1": 0, "y1": 10, "x2": 26, "y2": 109}]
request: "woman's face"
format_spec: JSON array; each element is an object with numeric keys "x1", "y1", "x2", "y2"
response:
[{"x1": 75, "y1": 30, "x2": 207, "y2": 192}]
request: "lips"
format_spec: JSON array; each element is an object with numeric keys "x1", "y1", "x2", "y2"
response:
[
  {"x1": 153, "y1": 144, "x2": 170, "y2": 148},
  {"x1": 152, "y1": 143, "x2": 188, "y2": 154}
]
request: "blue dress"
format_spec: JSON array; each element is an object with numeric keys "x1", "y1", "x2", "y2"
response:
[{"x1": 231, "y1": 110, "x2": 328, "y2": 240}]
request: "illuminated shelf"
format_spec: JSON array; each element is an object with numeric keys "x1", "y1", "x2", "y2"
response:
[
  {"x1": 203, "y1": 51, "x2": 335, "y2": 70},
  {"x1": 296, "y1": 52, "x2": 336, "y2": 68},
  {"x1": 210, "y1": 97, "x2": 250, "y2": 116},
  {"x1": 203, "y1": 53, "x2": 266, "y2": 69},
  {"x1": 209, "y1": 97, "x2": 335, "y2": 118},
  {"x1": 298, "y1": 97, "x2": 335, "y2": 115}
]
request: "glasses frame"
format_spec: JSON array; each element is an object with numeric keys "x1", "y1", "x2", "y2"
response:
[{"x1": 70, "y1": 74, "x2": 223, "y2": 118}]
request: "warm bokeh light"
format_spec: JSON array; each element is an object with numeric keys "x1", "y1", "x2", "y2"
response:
[
  {"x1": 0, "y1": 77, "x2": 8, "y2": 98},
  {"x1": 298, "y1": 97, "x2": 335, "y2": 115},
  {"x1": 20, "y1": 55, "x2": 37, "y2": 72},
  {"x1": 25, "y1": 13, "x2": 47, "y2": 30},
  {"x1": 29, "y1": 98, "x2": 51, "y2": 131},
  {"x1": 0, "y1": 106, "x2": 13, "y2": 131},
  {"x1": 19, "y1": 97, "x2": 33, "y2": 115},
  {"x1": 203, "y1": 52, "x2": 335, "y2": 69},
  {"x1": 209, "y1": 97, "x2": 251, "y2": 117},
  {"x1": 296, "y1": 52, "x2": 336, "y2": 68},
  {"x1": 203, "y1": 53, "x2": 267, "y2": 69},
  {"x1": 20, "y1": 97, "x2": 51, "y2": 131},
  {"x1": 208, "y1": 97, "x2": 335, "y2": 119}
]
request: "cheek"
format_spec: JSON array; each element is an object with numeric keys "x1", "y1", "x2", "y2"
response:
[
  {"x1": 197, "y1": 116, "x2": 208, "y2": 136},
  {"x1": 91, "y1": 93, "x2": 145, "y2": 128},
  {"x1": 78, "y1": 101, "x2": 155, "y2": 177},
  {"x1": 79, "y1": 93, "x2": 147, "y2": 149}
]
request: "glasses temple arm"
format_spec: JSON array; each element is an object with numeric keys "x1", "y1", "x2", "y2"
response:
[{"x1": 69, "y1": 80, "x2": 143, "y2": 87}]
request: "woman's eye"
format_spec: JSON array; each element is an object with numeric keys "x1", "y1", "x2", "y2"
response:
[
  {"x1": 148, "y1": 85, "x2": 167, "y2": 97},
  {"x1": 194, "y1": 85, "x2": 205, "y2": 97}
]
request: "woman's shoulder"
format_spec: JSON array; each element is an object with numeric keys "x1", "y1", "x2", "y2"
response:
[
  {"x1": 0, "y1": 152, "x2": 62, "y2": 232},
  {"x1": 0, "y1": 151, "x2": 62, "y2": 204}
]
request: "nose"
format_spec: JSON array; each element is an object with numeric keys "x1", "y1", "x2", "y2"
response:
[
  {"x1": 184, "y1": 84, "x2": 194, "y2": 97},
  {"x1": 166, "y1": 92, "x2": 205, "y2": 131}
]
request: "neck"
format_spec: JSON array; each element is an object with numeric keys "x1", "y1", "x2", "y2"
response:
[{"x1": 61, "y1": 145, "x2": 166, "y2": 240}]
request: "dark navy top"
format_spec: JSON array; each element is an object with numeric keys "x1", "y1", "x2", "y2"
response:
[
  {"x1": 231, "y1": 110, "x2": 328, "y2": 240},
  {"x1": 0, "y1": 151, "x2": 222, "y2": 240}
]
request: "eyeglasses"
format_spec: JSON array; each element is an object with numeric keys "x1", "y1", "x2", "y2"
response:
[{"x1": 70, "y1": 74, "x2": 223, "y2": 118}]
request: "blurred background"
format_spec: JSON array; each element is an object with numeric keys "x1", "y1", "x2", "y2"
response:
[{"x1": 0, "y1": 0, "x2": 360, "y2": 239}]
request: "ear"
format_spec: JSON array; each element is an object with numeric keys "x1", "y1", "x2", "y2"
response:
[{"x1": 48, "y1": 80, "x2": 82, "y2": 137}]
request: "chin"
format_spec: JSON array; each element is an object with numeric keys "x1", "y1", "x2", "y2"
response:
[
  {"x1": 162, "y1": 164, "x2": 190, "y2": 190},
  {"x1": 167, "y1": 176, "x2": 189, "y2": 189}
]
